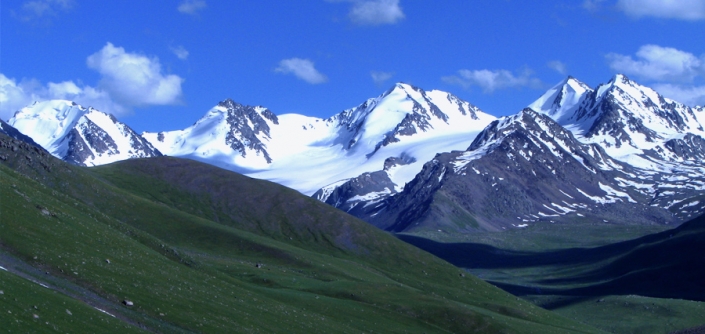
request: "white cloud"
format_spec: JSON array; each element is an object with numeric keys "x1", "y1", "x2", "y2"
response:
[
  {"x1": 582, "y1": 0, "x2": 606, "y2": 12},
  {"x1": 442, "y1": 69, "x2": 543, "y2": 93},
  {"x1": 653, "y1": 83, "x2": 705, "y2": 106},
  {"x1": 606, "y1": 45, "x2": 704, "y2": 83},
  {"x1": 275, "y1": 58, "x2": 328, "y2": 84},
  {"x1": 0, "y1": 75, "x2": 39, "y2": 119},
  {"x1": 329, "y1": 0, "x2": 404, "y2": 26},
  {"x1": 87, "y1": 43, "x2": 184, "y2": 106},
  {"x1": 170, "y1": 45, "x2": 190, "y2": 60},
  {"x1": 547, "y1": 61, "x2": 568, "y2": 75},
  {"x1": 1, "y1": 43, "x2": 186, "y2": 120},
  {"x1": 0, "y1": 74, "x2": 127, "y2": 120},
  {"x1": 371, "y1": 71, "x2": 393, "y2": 85},
  {"x1": 178, "y1": 0, "x2": 207, "y2": 15},
  {"x1": 616, "y1": 0, "x2": 705, "y2": 21},
  {"x1": 606, "y1": 45, "x2": 705, "y2": 106},
  {"x1": 16, "y1": 0, "x2": 73, "y2": 21}
]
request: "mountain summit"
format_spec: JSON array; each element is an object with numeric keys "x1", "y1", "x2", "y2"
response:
[
  {"x1": 8, "y1": 100, "x2": 161, "y2": 166},
  {"x1": 531, "y1": 74, "x2": 704, "y2": 163}
]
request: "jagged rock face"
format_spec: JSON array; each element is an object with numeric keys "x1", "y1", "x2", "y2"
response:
[
  {"x1": 64, "y1": 128, "x2": 96, "y2": 164},
  {"x1": 644, "y1": 134, "x2": 705, "y2": 162},
  {"x1": 311, "y1": 153, "x2": 417, "y2": 217},
  {"x1": 219, "y1": 99, "x2": 277, "y2": 163},
  {"x1": 8, "y1": 100, "x2": 162, "y2": 166},
  {"x1": 312, "y1": 170, "x2": 396, "y2": 217},
  {"x1": 383, "y1": 154, "x2": 416, "y2": 171}
]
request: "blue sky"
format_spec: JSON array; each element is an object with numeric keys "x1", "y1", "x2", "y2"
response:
[{"x1": 1, "y1": 0, "x2": 704, "y2": 133}]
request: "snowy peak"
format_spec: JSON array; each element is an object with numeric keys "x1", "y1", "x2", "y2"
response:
[
  {"x1": 583, "y1": 74, "x2": 702, "y2": 138},
  {"x1": 328, "y1": 82, "x2": 489, "y2": 155},
  {"x1": 458, "y1": 108, "x2": 617, "y2": 174},
  {"x1": 145, "y1": 99, "x2": 279, "y2": 168},
  {"x1": 8, "y1": 100, "x2": 161, "y2": 166},
  {"x1": 528, "y1": 75, "x2": 705, "y2": 162},
  {"x1": 528, "y1": 76, "x2": 592, "y2": 123},
  {"x1": 9, "y1": 100, "x2": 86, "y2": 151}
]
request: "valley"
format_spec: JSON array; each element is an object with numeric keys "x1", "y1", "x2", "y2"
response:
[{"x1": 399, "y1": 220, "x2": 705, "y2": 333}]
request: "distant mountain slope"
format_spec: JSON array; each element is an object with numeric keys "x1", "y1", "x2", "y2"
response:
[
  {"x1": 366, "y1": 109, "x2": 680, "y2": 232},
  {"x1": 144, "y1": 83, "x2": 495, "y2": 195},
  {"x1": 0, "y1": 131, "x2": 600, "y2": 333},
  {"x1": 8, "y1": 100, "x2": 161, "y2": 166}
]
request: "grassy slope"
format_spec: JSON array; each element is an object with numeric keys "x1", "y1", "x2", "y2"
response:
[{"x1": 0, "y1": 133, "x2": 601, "y2": 333}]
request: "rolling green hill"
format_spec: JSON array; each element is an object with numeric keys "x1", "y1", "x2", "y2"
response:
[{"x1": 0, "y1": 132, "x2": 601, "y2": 333}]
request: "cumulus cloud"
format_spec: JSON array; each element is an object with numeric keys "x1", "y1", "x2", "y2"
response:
[
  {"x1": 616, "y1": 0, "x2": 705, "y2": 21},
  {"x1": 329, "y1": 0, "x2": 404, "y2": 26},
  {"x1": 370, "y1": 71, "x2": 393, "y2": 85},
  {"x1": 0, "y1": 74, "x2": 127, "y2": 120},
  {"x1": 170, "y1": 45, "x2": 190, "y2": 60},
  {"x1": 606, "y1": 45, "x2": 705, "y2": 83},
  {"x1": 178, "y1": 0, "x2": 206, "y2": 15},
  {"x1": 1, "y1": 43, "x2": 186, "y2": 119},
  {"x1": 582, "y1": 0, "x2": 606, "y2": 12},
  {"x1": 349, "y1": 0, "x2": 404, "y2": 25},
  {"x1": 547, "y1": 61, "x2": 568, "y2": 75},
  {"x1": 0, "y1": 75, "x2": 39, "y2": 119},
  {"x1": 87, "y1": 43, "x2": 184, "y2": 106},
  {"x1": 275, "y1": 58, "x2": 328, "y2": 84},
  {"x1": 653, "y1": 83, "x2": 705, "y2": 106},
  {"x1": 442, "y1": 69, "x2": 543, "y2": 93},
  {"x1": 15, "y1": 0, "x2": 73, "y2": 21}
]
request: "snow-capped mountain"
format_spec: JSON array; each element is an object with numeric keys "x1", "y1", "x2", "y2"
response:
[
  {"x1": 8, "y1": 100, "x2": 162, "y2": 166},
  {"x1": 365, "y1": 109, "x2": 683, "y2": 232},
  {"x1": 0, "y1": 119, "x2": 42, "y2": 148},
  {"x1": 144, "y1": 83, "x2": 496, "y2": 196},
  {"x1": 530, "y1": 74, "x2": 704, "y2": 165},
  {"x1": 352, "y1": 75, "x2": 705, "y2": 233}
]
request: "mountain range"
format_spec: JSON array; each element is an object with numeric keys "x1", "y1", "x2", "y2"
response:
[{"x1": 5, "y1": 75, "x2": 705, "y2": 233}]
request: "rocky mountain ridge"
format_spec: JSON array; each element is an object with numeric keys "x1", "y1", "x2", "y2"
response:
[{"x1": 353, "y1": 75, "x2": 705, "y2": 233}]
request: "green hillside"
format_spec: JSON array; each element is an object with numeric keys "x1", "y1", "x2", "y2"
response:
[{"x1": 0, "y1": 133, "x2": 601, "y2": 333}]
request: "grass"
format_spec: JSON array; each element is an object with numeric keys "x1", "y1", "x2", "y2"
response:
[
  {"x1": 525, "y1": 294, "x2": 705, "y2": 334},
  {"x1": 0, "y1": 268, "x2": 144, "y2": 333},
  {"x1": 0, "y1": 133, "x2": 602, "y2": 333}
]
